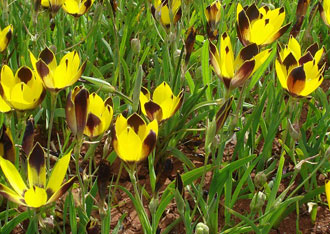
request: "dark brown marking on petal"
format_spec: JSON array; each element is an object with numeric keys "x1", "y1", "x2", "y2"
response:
[
  {"x1": 74, "y1": 88, "x2": 89, "y2": 136},
  {"x1": 141, "y1": 86, "x2": 149, "y2": 96},
  {"x1": 127, "y1": 113, "x2": 145, "y2": 133},
  {"x1": 279, "y1": 7, "x2": 285, "y2": 14},
  {"x1": 29, "y1": 143, "x2": 45, "y2": 175},
  {"x1": 185, "y1": 27, "x2": 196, "y2": 65},
  {"x1": 305, "y1": 43, "x2": 318, "y2": 57},
  {"x1": 268, "y1": 23, "x2": 291, "y2": 44},
  {"x1": 0, "y1": 124, "x2": 15, "y2": 163},
  {"x1": 86, "y1": 113, "x2": 101, "y2": 137},
  {"x1": 142, "y1": 131, "x2": 157, "y2": 158},
  {"x1": 232, "y1": 60, "x2": 255, "y2": 88},
  {"x1": 238, "y1": 11, "x2": 250, "y2": 46},
  {"x1": 104, "y1": 97, "x2": 113, "y2": 108},
  {"x1": 47, "y1": 177, "x2": 76, "y2": 202},
  {"x1": 240, "y1": 43, "x2": 258, "y2": 61},
  {"x1": 22, "y1": 117, "x2": 35, "y2": 156},
  {"x1": 265, "y1": 18, "x2": 269, "y2": 25},
  {"x1": 282, "y1": 52, "x2": 298, "y2": 71},
  {"x1": 172, "y1": 91, "x2": 184, "y2": 118},
  {"x1": 246, "y1": 3, "x2": 259, "y2": 22},
  {"x1": 36, "y1": 60, "x2": 50, "y2": 78},
  {"x1": 287, "y1": 66, "x2": 306, "y2": 95},
  {"x1": 225, "y1": 46, "x2": 229, "y2": 54},
  {"x1": 6, "y1": 29, "x2": 12, "y2": 42},
  {"x1": 151, "y1": 5, "x2": 156, "y2": 19},
  {"x1": 222, "y1": 32, "x2": 228, "y2": 39},
  {"x1": 84, "y1": 0, "x2": 92, "y2": 9},
  {"x1": 299, "y1": 52, "x2": 313, "y2": 65},
  {"x1": 17, "y1": 67, "x2": 33, "y2": 84},
  {"x1": 144, "y1": 101, "x2": 162, "y2": 121},
  {"x1": 263, "y1": 5, "x2": 269, "y2": 12},
  {"x1": 174, "y1": 8, "x2": 182, "y2": 24},
  {"x1": 216, "y1": 96, "x2": 233, "y2": 132},
  {"x1": 222, "y1": 77, "x2": 231, "y2": 90},
  {"x1": 39, "y1": 48, "x2": 54, "y2": 65},
  {"x1": 209, "y1": 40, "x2": 217, "y2": 56}
]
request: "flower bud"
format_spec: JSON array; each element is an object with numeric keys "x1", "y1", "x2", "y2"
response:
[
  {"x1": 131, "y1": 38, "x2": 141, "y2": 54},
  {"x1": 254, "y1": 172, "x2": 267, "y2": 189},
  {"x1": 250, "y1": 191, "x2": 266, "y2": 212},
  {"x1": 195, "y1": 222, "x2": 209, "y2": 234},
  {"x1": 65, "y1": 86, "x2": 89, "y2": 138}
]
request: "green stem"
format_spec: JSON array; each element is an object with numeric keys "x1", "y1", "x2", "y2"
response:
[
  {"x1": 47, "y1": 92, "x2": 57, "y2": 170},
  {"x1": 74, "y1": 135, "x2": 85, "y2": 206}
]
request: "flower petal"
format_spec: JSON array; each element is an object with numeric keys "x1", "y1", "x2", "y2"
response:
[
  {"x1": 144, "y1": 101, "x2": 163, "y2": 122},
  {"x1": 116, "y1": 127, "x2": 142, "y2": 162},
  {"x1": 287, "y1": 66, "x2": 306, "y2": 96},
  {"x1": 0, "y1": 157, "x2": 27, "y2": 196},
  {"x1": 47, "y1": 176, "x2": 76, "y2": 203},
  {"x1": 0, "y1": 124, "x2": 16, "y2": 163},
  {"x1": 24, "y1": 186, "x2": 47, "y2": 208},
  {"x1": 231, "y1": 60, "x2": 255, "y2": 88},
  {"x1": 0, "y1": 183, "x2": 25, "y2": 205},
  {"x1": 46, "y1": 150, "x2": 72, "y2": 197},
  {"x1": 28, "y1": 143, "x2": 46, "y2": 188},
  {"x1": 0, "y1": 25, "x2": 13, "y2": 52}
]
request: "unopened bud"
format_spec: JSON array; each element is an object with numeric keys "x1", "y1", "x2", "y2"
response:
[
  {"x1": 250, "y1": 191, "x2": 266, "y2": 212},
  {"x1": 254, "y1": 172, "x2": 267, "y2": 189},
  {"x1": 195, "y1": 222, "x2": 209, "y2": 234},
  {"x1": 131, "y1": 38, "x2": 141, "y2": 54}
]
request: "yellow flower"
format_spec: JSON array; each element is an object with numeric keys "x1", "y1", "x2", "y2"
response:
[
  {"x1": 30, "y1": 48, "x2": 86, "y2": 92},
  {"x1": 0, "y1": 65, "x2": 45, "y2": 112},
  {"x1": 0, "y1": 25, "x2": 13, "y2": 52},
  {"x1": 62, "y1": 0, "x2": 95, "y2": 17},
  {"x1": 275, "y1": 36, "x2": 325, "y2": 97},
  {"x1": 0, "y1": 143, "x2": 75, "y2": 208},
  {"x1": 326, "y1": 180, "x2": 330, "y2": 210},
  {"x1": 0, "y1": 124, "x2": 15, "y2": 164},
  {"x1": 236, "y1": 3, "x2": 290, "y2": 46},
  {"x1": 41, "y1": 0, "x2": 64, "y2": 13},
  {"x1": 140, "y1": 82, "x2": 183, "y2": 122},
  {"x1": 319, "y1": 0, "x2": 330, "y2": 28},
  {"x1": 84, "y1": 93, "x2": 113, "y2": 138},
  {"x1": 113, "y1": 113, "x2": 158, "y2": 162},
  {"x1": 66, "y1": 86, "x2": 89, "y2": 138},
  {"x1": 209, "y1": 32, "x2": 272, "y2": 90},
  {"x1": 205, "y1": 1, "x2": 221, "y2": 40},
  {"x1": 151, "y1": 0, "x2": 182, "y2": 27}
]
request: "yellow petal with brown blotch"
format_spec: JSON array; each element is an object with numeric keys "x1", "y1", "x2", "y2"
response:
[
  {"x1": 0, "y1": 25, "x2": 13, "y2": 52},
  {"x1": 27, "y1": 143, "x2": 46, "y2": 189}
]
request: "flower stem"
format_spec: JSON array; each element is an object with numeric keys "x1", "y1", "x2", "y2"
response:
[
  {"x1": 46, "y1": 92, "x2": 57, "y2": 170},
  {"x1": 74, "y1": 136, "x2": 85, "y2": 206}
]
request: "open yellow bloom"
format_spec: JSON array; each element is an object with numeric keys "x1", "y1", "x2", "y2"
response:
[
  {"x1": 151, "y1": 0, "x2": 181, "y2": 27},
  {"x1": 41, "y1": 0, "x2": 64, "y2": 13},
  {"x1": 209, "y1": 32, "x2": 272, "y2": 90},
  {"x1": 66, "y1": 86, "x2": 89, "y2": 137},
  {"x1": 113, "y1": 114, "x2": 158, "y2": 162},
  {"x1": 0, "y1": 143, "x2": 75, "y2": 208},
  {"x1": 84, "y1": 93, "x2": 113, "y2": 138},
  {"x1": 140, "y1": 82, "x2": 183, "y2": 122},
  {"x1": 30, "y1": 48, "x2": 86, "y2": 92},
  {"x1": 319, "y1": 0, "x2": 330, "y2": 28},
  {"x1": 62, "y1": 0, "x2": 95, "y2": 17},
  {"x1": 0, "y1": 25, "x2": 13, "y2": 52},
  {"x1": 0, "y1": 65, "x2": 45, "y2": 112},
  {"x1": 236, "y1": 3, "x2": 290, "y2": 46},
  {"x1": 275, "y1": 36, "x2": 325, "y2": 97},
  {"x1": 205, "y1": 1, "x2": 221, "y2": 40}
]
